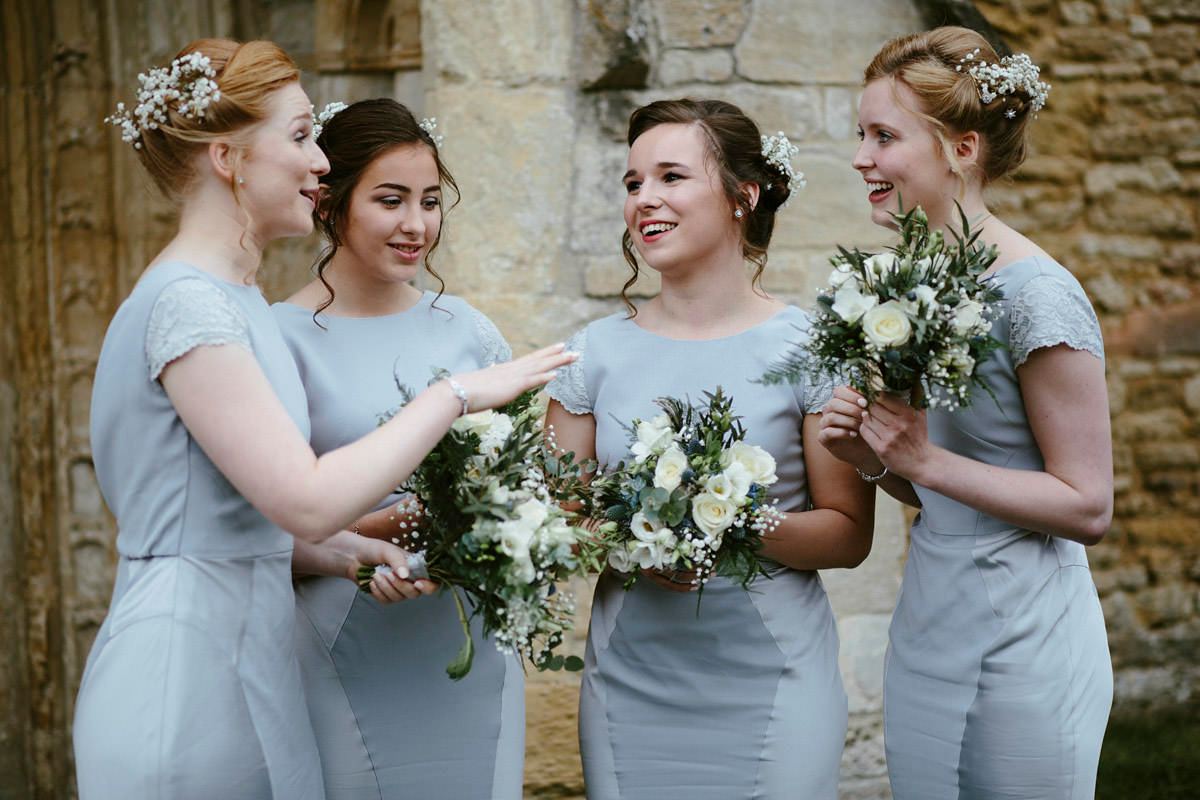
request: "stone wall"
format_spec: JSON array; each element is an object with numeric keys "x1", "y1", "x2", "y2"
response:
[
  {"x1": 1, "y1": 0, "x2": 1197, "y2": 798},
  {"x1": 968, "y1": 0, "x2": 1200, "y2": 712}
]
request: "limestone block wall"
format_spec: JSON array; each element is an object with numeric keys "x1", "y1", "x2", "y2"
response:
[
  {"x1": 970, "y1": 0, "x2": 1200, "y2": 712},
  {"x1": 2, "y1": 0, "x2": 1198, "y2": 798}
]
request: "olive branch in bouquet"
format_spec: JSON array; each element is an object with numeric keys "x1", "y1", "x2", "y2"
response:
[
  {"x1": 576, "y1": 387, "x2": 784, "y2": 596},
  {"x1": 358, "y1": 375, "x2": 601, "y2": 680},
  {"x1": 761, "y1": 204, "x2": 1004, "y2": 409}
]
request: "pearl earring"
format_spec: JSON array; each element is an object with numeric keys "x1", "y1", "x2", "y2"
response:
[{"x1": 734, "y1": 209, "x2": 744, "y2": 219}]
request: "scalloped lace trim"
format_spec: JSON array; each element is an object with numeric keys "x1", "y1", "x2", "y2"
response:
[
  {"x1": 1010, "y1": 275, "x2": 1104, "y2": 367},
  {"x1": 545, "y1": 327, "x2": 590, "y2": 415},
  {"x1": 471, "y1": 307, "x2": 513, "y2": 366},
  {"x1": 145, "y1": 278, "x2": 253, "y2": 379}
]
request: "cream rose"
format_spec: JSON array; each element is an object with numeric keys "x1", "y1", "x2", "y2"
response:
[
  {"x1": 691, "y1": 492, "x2": 737, "y2": 538},
  {"x1": 653, "y1": 444, "x2": 689, "y2": 491},
  {"x1": 608, "y1": 544, "x2": 636, "y2": 572},
  {"x1": 831, "y1": 285, "x2": 878, "y2": 323},
  {"x1": 630, "y1": 414, "x2": 674, "y2": 462},
  {"x1": 952, "y1": 299, "x2": 987, "y2": 336},
  {"x1": 862, "y1": 300, "x2": 913, "y2": 348},
  {"x1": 720, "y1": 440, "x2": 778, "y2": 487}
]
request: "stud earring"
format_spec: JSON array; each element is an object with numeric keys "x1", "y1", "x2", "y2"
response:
[
  {"x1": 236, "y1": 176, "x2": 244, "y2": 185},
  {"x1": 734, "y1": 209, "x2": 744, "y2": 219}
]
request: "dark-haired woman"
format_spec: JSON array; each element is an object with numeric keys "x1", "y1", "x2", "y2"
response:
[
  {"x1": 272, "y1": 98, "x2": 524, "y2": 800},
  {"x1": 545, "y1": 99, "x2": 875, "y2": 799}
]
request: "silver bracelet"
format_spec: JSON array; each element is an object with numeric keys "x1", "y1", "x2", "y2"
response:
[
  {"x1": 444, "y1": 377, "x2": 469, "y2": 416},
  {"x1": 855, "y1": 464, "x2": 888, "y2": 483}
]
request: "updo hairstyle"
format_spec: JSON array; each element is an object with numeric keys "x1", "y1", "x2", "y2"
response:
[
  {"x1": 312, "y1": 98, "x2": 459, "y2": 317},
  {"x1": 620, "y1": 98, "x2": 793, "y2": 313},
  {"x1": 129, "y1": 39, "x2": 301, "y2": 200},
  {"x1": 864, "y1": 26, "x2": 1036, "y2": 183}
]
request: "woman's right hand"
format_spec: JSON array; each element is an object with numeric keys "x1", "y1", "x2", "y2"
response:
[
  {"x1": 817, "y1": 386, "x2": 878, "y2": 469},
  {"x1": 450, "y1": 343, "x2": 578, "y2": 412}
]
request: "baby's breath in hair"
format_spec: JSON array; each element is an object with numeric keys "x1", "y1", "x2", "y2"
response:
[
  {"x1": 957, "y1": 50, "x2": 1050, "y2": 114},
  {"x1": 760, "y1": 131, "x2": 804, "y2": 205},
  {"x1": 312, "y1": 101, "x2": 348, "y2": 138},
  {"x1": 419, "y1": 117, "x2": 444, "y2": 147},
  {"x1": 105, "y1": 52, "x2": 222, "y2": 149}
]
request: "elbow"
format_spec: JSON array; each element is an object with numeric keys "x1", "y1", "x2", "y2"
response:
[
  {"x1": 1068, "y1": 492, "x2": 1113, "y2": 547},
  {"x1": 260, "y1": 498, "x2": 339, "y2": 544}
]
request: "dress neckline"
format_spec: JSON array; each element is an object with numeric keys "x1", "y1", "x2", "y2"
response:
[{"x1": 620, "y1": 305, "x2": 795, "y2": 343}]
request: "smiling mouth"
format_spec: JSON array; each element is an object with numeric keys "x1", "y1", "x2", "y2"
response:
[
  {"x1": 640, "y1": 222, "x2": 677, "y2": 237},
  {"x1": 300, "y1": 189, "x2": 319, "y2": 205},
  {"x1": 389, "y1": 243, "x2": 423, "y2": 259},
  {"x1": 867, "y1": 181, "x2": 894, "y2": 198}
]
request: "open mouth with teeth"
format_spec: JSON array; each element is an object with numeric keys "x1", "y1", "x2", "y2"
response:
[
  {"x1": 640, "y1": 222, "x2": 677, "y2": 239},
  {"x1": 388, "y1": 243, "x2": 424, "y2": 261},
  {"x1": 867, "y1": 181, "x2": 894, "y2": 200}
]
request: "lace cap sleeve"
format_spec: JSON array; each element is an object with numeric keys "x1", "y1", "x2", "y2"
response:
[
  {"x1": 145, "y1": 278, "x2": 253, "y2": 380},
  {"x1": 545, "y1": 327, "x2": 590, "y2": 415},
  {"x1": 1009, "y1": 274, "x2": 1104, "y2": 367},
  {"x1": 469, "y1": 307, "x2": 513, "y2": 366}
]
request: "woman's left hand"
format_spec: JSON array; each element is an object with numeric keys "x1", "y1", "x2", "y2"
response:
[
  {"x1": 858, "y1": 392, "x2": 933, "y2": 481},
  {"x1": 335, "y1": 530, "x2": 438, "y2": 604}
]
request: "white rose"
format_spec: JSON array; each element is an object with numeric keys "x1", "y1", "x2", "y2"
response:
[
  {"x1": 630, "y1": 414, "x2": 675, "y2": 462},
  {"x1": 720, "y1": 440, "x2": 778, "y2": 487},
  {"x1": 497, "y1": 518, "x2": 535, "y2": 559},
  {"x1": 862, "y1": 300, "x2": 913, "y2": 349},
  {"x1": 827, "y1": 262, "x2": 859, "y2": 289},
  {"x1": 477, "y1": 413, "x2": 514, "y2": 456},
  {"x1": 952, "y1": 299, "x2": 987, "y2": 336},
  {"x1": 691, "y1": 491, "x2": 737, "y2": 538},
  {"x1": 513, "y1": 498, "x2": 549, "y2": 530},
  {"x1": 653, "y1": 444, "x2": 689, "y2": 491},
  {"x1": 451, "y1": 408, "x2": 497, "y2": 436},
  {"x1": 831, "y1": 285, "x2": 878, "y2": 323},
  {"x1": 607, "y1": 544, "x2": 636, "y2": 573}
]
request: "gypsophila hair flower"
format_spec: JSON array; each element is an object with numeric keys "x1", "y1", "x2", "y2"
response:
[
  {"x1": 419, "y1": 117, "x2": 445, "y2": 147},
  {"x1": 312, "y1": 101, "x2": 347, "y2": 138},
  {"x1": 104, "y1": 52, "x2": 221, "y2": 149},
  {"x1": 760, "y1": 131, "x2": 805, "y2": 206},
  {"x1": 956, "y1": 50, "x2": 1050, "y2": 114}
]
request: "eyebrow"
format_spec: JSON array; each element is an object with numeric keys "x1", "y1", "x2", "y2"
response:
[
  {"x1": 622, "y1": 161, "x2": 689, "y2": 181},
  {"x1": 372, "y1": 183, "x2": 442, "y2": 193}
]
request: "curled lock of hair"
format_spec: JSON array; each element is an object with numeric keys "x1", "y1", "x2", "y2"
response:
[
  {"x1": 619, "y1": 98, "x2": 789, "y2": 315},
  {"x1": 310, "y1": 98, "x2": 460, "y2": 324}
]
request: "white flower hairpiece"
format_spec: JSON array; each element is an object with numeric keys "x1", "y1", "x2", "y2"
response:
[
  {"x1": 760, "y1": 131, "x2": 805, "y2": 207},
  {"x1": 956, "y1": 49, "x2": 1050, "y2": 114},
  {"x1": 312, "y1": 101, "x2": 348, "y2": 138},
  {"x1": 419, "y1": 117, "x2": 445, "y2": 147},
  {"x1": 105, "y1": 52, "x2": 221, "y2": 149}
]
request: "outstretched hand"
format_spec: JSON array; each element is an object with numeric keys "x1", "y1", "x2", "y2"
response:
[{"x1": 451, "y1": 343, "x2": 578, "y2": 413}]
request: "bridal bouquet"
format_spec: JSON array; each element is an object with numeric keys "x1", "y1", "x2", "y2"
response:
[
  {"x1": 581, "y1": 387, "x2": 784, "y2": 591},
  {"x1": 762, "y1": 206, "x2": 1004, "y2": 409},
  {"x1": 359, "y1": 385, "x2": 599, "y2": 680}
]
